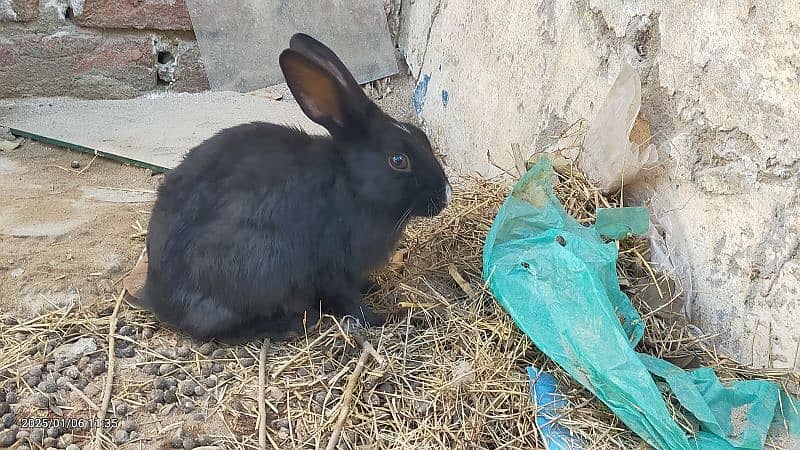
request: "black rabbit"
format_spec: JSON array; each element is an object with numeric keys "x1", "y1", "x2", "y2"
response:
[{"x1": 141, "y1": 33, "x2": 451, "y2": 343}]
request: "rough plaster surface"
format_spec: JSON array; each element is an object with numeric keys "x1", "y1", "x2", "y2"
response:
[{"x1": 400, "y1": 0, "x2": 800, "y2": 371}]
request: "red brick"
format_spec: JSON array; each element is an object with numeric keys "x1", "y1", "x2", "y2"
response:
[
  {"x1": 170, "y1": 40, "x2": 210, "y2": 93},
  {"x1": 75, "y1": 0, "x2": 193, "y2": 31},
  {"x1": 0, "y1": 30, "x2": 156, "y2": 99},
  {"x1": 1, "y1": 0, "x2": 39, "y2": 22}
]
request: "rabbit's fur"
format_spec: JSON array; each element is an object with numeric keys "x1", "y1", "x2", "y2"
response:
[{"x1": 142, "y1": 34, "x2": 450, "y2": 343}]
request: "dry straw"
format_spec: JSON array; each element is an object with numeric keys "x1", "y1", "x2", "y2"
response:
[{"x1": 1, "y1": 139, "x2": 798, "y2": 449}]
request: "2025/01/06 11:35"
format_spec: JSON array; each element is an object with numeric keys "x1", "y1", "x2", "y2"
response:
[{"x1": 19, "y1": 416, "x2": 119, "y2": 429}]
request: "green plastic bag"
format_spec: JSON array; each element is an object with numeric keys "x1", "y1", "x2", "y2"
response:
[
  {"x1": 483, "y1": 156, "x2": 800, "y2": 449},
  {"x1": 482, "y1": 156, "x2": 691, "y2": 449}
]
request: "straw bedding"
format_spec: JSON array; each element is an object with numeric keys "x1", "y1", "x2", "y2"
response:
[{"x1": 1, "y1": 146, "x2": 797, "y2": 450}]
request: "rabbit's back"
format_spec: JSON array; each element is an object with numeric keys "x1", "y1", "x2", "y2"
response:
[{"x1": 145, "y1": 123, "x2": 342, "y2": 322}]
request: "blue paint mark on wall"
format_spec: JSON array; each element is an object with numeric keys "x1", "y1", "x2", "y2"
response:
[
  {"x1": 413, "y1": 74, "x2": 430, "y2": 116},
  {"x1": 441, "y1": 90, "x2": 449, "y2": 107}
]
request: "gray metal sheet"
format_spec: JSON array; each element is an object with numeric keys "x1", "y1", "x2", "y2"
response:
[{"x1": 185, "y1": 0, "x2": 398, "y2": 92}]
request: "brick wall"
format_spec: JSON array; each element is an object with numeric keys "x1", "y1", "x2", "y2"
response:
[{"x1": 0, "y1": 0, "x2": 209, "y2": 99}]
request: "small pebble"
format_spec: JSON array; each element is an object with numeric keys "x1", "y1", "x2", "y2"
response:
[
  {"x1": 27, "y1": 366, "x2": 43, "y2": 378},
  {"x1": 117, "y1": 325, "x2": 135, "y2": 336},
  {"x1": 235, "y1": 348, "x2": 249, "y2": 358},
  {"x1": 83, "y1": 384, "x2": 100, "y2": 398},
  {"x1": 46, "y1": 426, "x2": 61, "y2": 438},
  {"x1": 130, "y1": 430, "x2": 138, "y2": 440},
  {"x1": 0, "y1": 429, "x2": 14, "y2": 447},
  {"x1": 175, "y1": 372, "x2": 187, "y2": 381},
  {"x1": 193, "y1": 385, "x2": 205, "y2": 397},
  {"x1": 64, "y1": 366, "x2": 80, "y2": 380},
  {"x1": 2, "y1": 413, "x2": 14, "y2": 428},
  {"x1": 198, "y1": 342, "x2": 215, "y2": 356},
  {"x1": 158, "y1": 364, "x2": 175, "y2": 376},
  {"x1": 212, "y1": 363, "x2": 224, "y2": 374},
  {"x1": 115, "y1": 346, "x2": 135, "y2": 358},
  {"x1": 43, "y1": 437, "x2": 57, "y2": 447},
  {"x1": 5, "y1": 392, "x2": 16, "y2": 404},
  {"x1": 121, "y1": 419, "x2": 137, "y2": 433},
  {"x1": 240, "y1": 357, "x2": 255, "y2": 368},
  {"x1": 66, "y1": 445, "x2": 80, "y2": 450},
  {"x1": 277, "y1": 427, "x2": 289, "y2": 440},
  {"x1": 182, "y1": 399, "x2": 195, "y2": 412},
  {"x1": 57, "y1": 433, "x2": 73, "y2": 446},
  {"x1": 164, "y1": 390, "x2": 178, "y2": 404},
  {"x1": 16, "y1": 430, "x2": 29, "y2": 441},
  {"x1": 297, "y1": 368, "x2": 310, "y2": 377},
  {"x1": 153, "y1": 389, "x2": 166, "y2": 404},
  {"x1": 30, "y1": 428, "x2": 44, "y2": 442},
  {"x1": 144, "y1": 364, "x2": 159, "y2": 375},
  {"x1": 114, "y1": 429, "x2": 129, "y2": 444},
  {"x1": 141, "y1": 328, "x2": 154, "y2": 339},
  {"x1": 182, "y1": 436, "x2": 196, "y2": 449},
  {"x1": 25, "y1": 375, "x2": 41, "y2": 388},
  {"x1": 91, "y1": 361, "x2": 106, "y2": 376},
  {"x1": 200, "y1": 366, "x2": 212, "y2": 377},
  {"x1": 192, "y1": 413, "x2": 205, "y2": 422},
  {"x1": 204, "y1": 375, "x2": 217, "y2": 388},
  {"x1": 176, "y1": 346, "x2": 191, "y2": 359},
  {"x1": 170, "y1": 436, "x2": 183, "y2": 448},
  {"x1": 211, "y1": 349, "x2": 228, "y2": 359},
  {"x1": 114, "y1": 402, "x2": 128, "y2": 416},
  {"x1": 157, "y1": 347, "x2": 176, "y2": 360},
  {"x1": 70, "y1": 160, "x2": 80, "y2": 169},
  {"x1": 77, "y1": 357, "x2": 90, "y2": 371},
  {"x1": 145, "y1": 401, "x2": 158, "y2": 413},
  {"x1": 154, "y1": 377, "x2": 168, "y2": 390},
  {"x1": 377, "y1": 382, "x2": 395, "y2": 394},
  {"x1": 18, "y1": 445, "x2": 31, "y2": 450},
  {"x1": 56, "y1": 376, "x2": 71, "y2": 388},
  {"x1": 33, "y1": 393, "x2": 50, "y2": 409},
  {"x1": 180, "y1": 381, "x2": 197, "y2": 396}
]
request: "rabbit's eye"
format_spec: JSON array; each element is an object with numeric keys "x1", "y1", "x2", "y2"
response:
[{"x1": 389, "y1": 153, "x2": 411, "y2": 172}]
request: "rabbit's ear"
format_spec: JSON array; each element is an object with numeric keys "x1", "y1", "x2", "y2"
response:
[
  {"x1": 288, "y1": 33, "x2": 364, "y2": 97},
  {"x1": 280, "y1": 49, "x2": 352, "y2": 133}
]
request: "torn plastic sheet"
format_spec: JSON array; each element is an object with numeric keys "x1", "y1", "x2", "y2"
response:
[
  {"x1": 528, "y1": 366, "x2": 586, "y2": 450},
  {"x1": 640, "y1": 354, "x2": 785, "y2": 449},
  {"x1": 483, "y1": 156, "x2": 690, "y2": 449},
  {"x1": 579, "y1": 63, "x2": 658, "y2": 194},
  {"x1": 595, "y1": 207, "x2": 650, "y2": 240},
  {"x1": 484, "y1": 155, "x2": 799, "y2": 449}
]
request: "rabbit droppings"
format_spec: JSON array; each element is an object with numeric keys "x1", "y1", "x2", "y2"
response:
[{"x1": 141, "y1": 34, "x2": 451, "y2": 343}]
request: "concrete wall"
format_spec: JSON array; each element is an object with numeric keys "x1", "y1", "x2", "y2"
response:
[
  {"x1": 0, "y1": 0, "x2": 209, "y2": 98},
  {"x1": 400, "y1": 0, "x2": 800, "y2": 372}
]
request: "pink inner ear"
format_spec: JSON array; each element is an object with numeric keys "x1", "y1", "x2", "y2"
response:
[{"x1": 285, "y1": 56, "x2": 345, "y2": 126}]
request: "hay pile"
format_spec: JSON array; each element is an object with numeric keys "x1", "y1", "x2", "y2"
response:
[{"x1": 1, "y1": 157, "x2": 798, "y2": 449}]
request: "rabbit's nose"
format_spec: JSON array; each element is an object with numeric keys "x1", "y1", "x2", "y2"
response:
[{"x1": 445, "y1": 183, "x2": 453, "y2": 205}]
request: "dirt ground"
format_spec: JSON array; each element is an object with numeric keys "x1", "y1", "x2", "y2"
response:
[{"x1": 0, "y1": 141, "x2": 158, "y2": 318}]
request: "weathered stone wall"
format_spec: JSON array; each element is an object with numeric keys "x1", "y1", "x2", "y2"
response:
[
  {"x1": 0, "y1": 0, "x2": 208, "y2": 98},
  {"x1": 400, "y1": 0, "x2": 800, "y2": 372}
]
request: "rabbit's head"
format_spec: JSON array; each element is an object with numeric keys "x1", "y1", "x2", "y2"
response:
[{"x1": 279, "y1": 33, "x2": 451, "y2": 220}]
